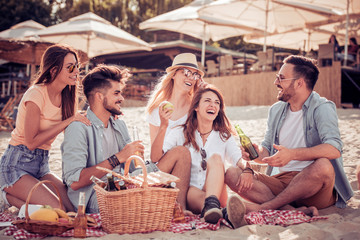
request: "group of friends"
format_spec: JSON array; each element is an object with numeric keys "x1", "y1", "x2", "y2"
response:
[{"x1": 0, "y1": 43, "x2": 356, "y2": 229}]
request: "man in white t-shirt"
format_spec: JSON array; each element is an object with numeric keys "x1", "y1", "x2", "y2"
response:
[{"x1": 225, "y1": 55, "x2": 353, "y2": 215}]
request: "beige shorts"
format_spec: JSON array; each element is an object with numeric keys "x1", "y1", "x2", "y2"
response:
[{"x1": 256, "y1": 171, "x2": 336, "y2": 209}]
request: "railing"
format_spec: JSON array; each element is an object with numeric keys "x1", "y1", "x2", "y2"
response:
[{"x1": 0, "y1": 73, "x2": 30, "y2": 98}]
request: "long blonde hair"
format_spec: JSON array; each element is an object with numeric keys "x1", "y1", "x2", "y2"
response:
[{"x1": 146, "y1": 68, "x2": 199, "y2": 114}]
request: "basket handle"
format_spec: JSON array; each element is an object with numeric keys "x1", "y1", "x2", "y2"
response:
[
  {"x1": 24, "y1": 180, "x2": 63, "y2": 222},
  {"x1": 124, "y1": 155, "x2": 148, "y2": 188}
]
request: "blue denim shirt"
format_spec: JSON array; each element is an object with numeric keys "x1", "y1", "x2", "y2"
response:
[
  {"x1": 262, "y1": 91, "x2": 353, "y2": 208},
  {"x1": 61, "y1": 108, "x2": 135, "y2": 213}
]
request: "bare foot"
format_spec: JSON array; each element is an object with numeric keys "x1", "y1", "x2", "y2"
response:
[
  {"x1": 183, "y1": 209, "x2": 194, "y2": 216},
  {"x1": 244, "y1": 201, "x2": 261, "y2": 213},
  {"x1": 297, "y1": 206, "x2": 319, "y2": 217}
]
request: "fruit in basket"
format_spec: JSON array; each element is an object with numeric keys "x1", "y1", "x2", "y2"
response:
[
  {"x1": 58, "y1": 217, "x2": 70, "y2": 223},
  {"x1": 161, "y1": 101, "x2": 174, "y2": 113},
  {"x1": 54, "y1": 208, "x2": 69, "y2": 219},
  {"x1": 29, "y1": 205, "x2": 59, "y2": 222}
]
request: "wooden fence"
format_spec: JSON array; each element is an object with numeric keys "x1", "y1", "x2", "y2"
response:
[{"x1": 204, "y1": 61, "x2": 342, "y2": 107}]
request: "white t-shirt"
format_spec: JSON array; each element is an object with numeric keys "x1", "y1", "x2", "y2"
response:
[
  {"x1": 279, "y1": 109, "x2": 313, "y2": 172},
  {"x1": 147, "y1": 107, "x2": 188, "y2": 137},
  {"x1": 163, "y1": 127, "x2": 242, "y2": 189}
]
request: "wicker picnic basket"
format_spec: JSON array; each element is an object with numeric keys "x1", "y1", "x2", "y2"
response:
[
  {"x1": 94, "y1": 155, "x2": 179, "y2": 234},
  {"x1": 12, "y1": 180, "x2": 74, "y2": 235}
]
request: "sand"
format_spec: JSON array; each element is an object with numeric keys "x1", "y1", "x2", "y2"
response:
[{"x1": 1, "y1": 105, "x2": 360, "y2": 239}]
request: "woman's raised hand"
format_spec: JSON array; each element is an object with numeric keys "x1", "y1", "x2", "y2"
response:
[
  {"x1": 159, "y1": 101, "x2": 173, "y2": 127},
  {"x1": 72, "y1": 112, "x2": 91, "y2": 126}
]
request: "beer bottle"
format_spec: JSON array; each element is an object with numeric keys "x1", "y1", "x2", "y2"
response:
[
  {"x1": 90, "y1": 175, "x2": 106, "y2": 188},
  {"x1": 173, "y1": 202, "x2": 186, "y2": 223},
  {"x1": 74, "y1": 192, "x2": 87, "y2": 238},
  {"x1": 235, "y1": 124, "x2": 259, "y2": 160},
  {"x1": 118, "y1": 180, "x2": 127, "y2": 190},
  {"x1": 132, "y1": 126, "x2": 144, "y2": 168},
  {"x1": 104, "y1": 173, "x2": 118, "y2": 191},
  {"x1": 164, "y1": 182, "x2": 176, "y2": 188}
]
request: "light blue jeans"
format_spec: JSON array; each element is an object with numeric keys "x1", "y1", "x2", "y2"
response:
[{"x1": 0, "y1": 144, "x2": 50, "y2": 191}]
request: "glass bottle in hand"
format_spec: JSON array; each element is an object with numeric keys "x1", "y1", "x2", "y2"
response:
[
  {"x1": 132, "y1": 126, "x2": 144, "y2": 168},
  {"x1": 235, "y1": 124, "x2": 259, "y2": 160}
]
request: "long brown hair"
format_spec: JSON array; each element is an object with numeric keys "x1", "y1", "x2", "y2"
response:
[
  {"x1": 183, "y1": 85, "x2": 233, "y2": 151},
  {"x1": 34, "y1": 44, "x2": 79, "y2": 120}
]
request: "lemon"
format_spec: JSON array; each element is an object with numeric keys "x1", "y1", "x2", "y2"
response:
[{"x1": 29, "y1": 206, "x2": 59, "y2": 222}]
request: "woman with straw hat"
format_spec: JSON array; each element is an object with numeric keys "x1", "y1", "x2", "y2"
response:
[{"x1": 146, "y1": 53, "x2": 206, "y2": 212}]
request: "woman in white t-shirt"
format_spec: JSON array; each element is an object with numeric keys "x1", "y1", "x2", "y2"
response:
[
  {"x1": 162, "y1": 85, "x2": 252, "y2": 226},
  {"x1": 145, "y1": 53, "x2": 206, "y2": 211}
]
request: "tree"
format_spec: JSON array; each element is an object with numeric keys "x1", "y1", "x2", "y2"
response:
[{"x1": 0, "y1": 0, "x2": 54, "y2": 31}]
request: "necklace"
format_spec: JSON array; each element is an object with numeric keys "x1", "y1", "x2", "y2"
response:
[{"x1": 198, "y1": 129, "x2": 212, "y2": 137}]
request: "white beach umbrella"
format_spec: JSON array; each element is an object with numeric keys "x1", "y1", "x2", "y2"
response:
[
  {"x1": 275, "y1": 0, "x2": 360, "y2": 64},
  {"x1": 246, "y1": 28, "x2": 334, "y2": 52},
  {"x1": 139, "y1": 0, "x2": 260, "y2": 65},
  {"x1": 32, "y1": 12, "x2": 151, "y2": 60},
  {"x1": 0, "y1": 20, "x2": 45, "y2": 39},
  {"x1": 0, "y1": 20, "x2": 52, "y2": 77},
  {"x1": 198, "y1": 0, "x2": 341, "y2": 51}
]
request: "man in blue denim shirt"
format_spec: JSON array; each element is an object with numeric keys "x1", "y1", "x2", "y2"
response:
[
  {"x1": 61, "y1": 65, "x2": 142, "y2": 213},
  {"x1": 61, "y1": 65, "x2": 190, "y2": 213},
  {"x1": 225, "y1": 55, "x2": 353, "y2": 216}
]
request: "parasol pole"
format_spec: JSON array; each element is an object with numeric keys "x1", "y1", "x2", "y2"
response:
[
  {"x1": 85, "y1": 34, "x2": 90, "y2": 72},
  {"x1": 263, "y1": 0, "x2": 269, "y2": 52},
  {"x1": 201, "y1": 24, "x2": 206, "y2": 66},
  {"x1": 343, "y1": 0, "x2": 349, "y2": 66}
]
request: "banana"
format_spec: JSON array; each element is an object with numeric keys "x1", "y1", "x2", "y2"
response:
[{"x1": 54, "y1": 208, "x2": 69, "y2": 219}]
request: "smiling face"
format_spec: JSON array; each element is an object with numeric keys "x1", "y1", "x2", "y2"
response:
[
  {"x1": 55, "y1": 53, "x2": 79, "y2": 87},
  {"x1": 102, "y1": 80, "x2": 124, "y2": 115},
  {"x1": 274, "y1": 63, "x2": 297, "y2": 102},
  {"x1": 173, "y1": 67, "x2": 200, "y2": 92},
  {"x1": 195, "y1": 91, "x2": 220, "y2": 122}
]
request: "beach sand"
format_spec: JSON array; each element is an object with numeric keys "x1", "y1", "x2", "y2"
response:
[{"x1": 1, "y1": 106, "x2": 360, "y2": 239}]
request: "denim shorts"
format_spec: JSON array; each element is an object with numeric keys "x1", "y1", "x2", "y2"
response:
[{"x1": 0, "y1": 144, "x2": 50, "y2": 190}]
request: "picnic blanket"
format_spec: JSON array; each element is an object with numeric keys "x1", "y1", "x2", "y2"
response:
[{"x1": 1, "y1": 210, "x2": 327, "y2": 239}]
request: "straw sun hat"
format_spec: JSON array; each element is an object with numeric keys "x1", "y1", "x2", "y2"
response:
[{"x1": 166, "y1": 53, "x2": 204, "y2": 77}]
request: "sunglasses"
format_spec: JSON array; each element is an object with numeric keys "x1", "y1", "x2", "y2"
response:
[
  {"x1": 67, "y1": 63, "x2": 80, "y2": 73},
  {"x1": 200, "y1": 148, "x2": 207, "y2": 171},
  {"x1": 179, "y1": 68, "x2": 201, "y2": 81},
  {"x1": 275, "y1": 74, "x2": 298, "y2": 83}
]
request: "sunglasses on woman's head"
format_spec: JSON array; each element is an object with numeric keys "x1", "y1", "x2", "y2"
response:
[
  {"x1": 67, "y1": 63, "x2": 80, "y2": 73},
  {"x1": 200, "y1": 148, "x2": 207, "y2": 171}
]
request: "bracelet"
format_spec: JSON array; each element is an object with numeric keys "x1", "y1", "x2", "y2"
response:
[
  {"x1": 107, "y1": 158, "x2": 116, "y2": 168},
  {"x1": 242, "y1": 167, "x2": 254, "y2": 175},
  {"x1": 108, "y1": 154, "x2": 120, "y2": 168}
]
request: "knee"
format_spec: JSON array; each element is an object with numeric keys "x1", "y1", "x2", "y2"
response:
[
  {"x1": 313, "y1": 158, "x2": 335, "y2": 180},
  {"x1": 172, "y1": 146, "x2": 191, "y2": 165},
  {"x1": 207, "y1": 154, "x2": 223, "y2": 169},
  {"x1": 225, "y1": 166, "x2": 240, "y2": 186}
]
